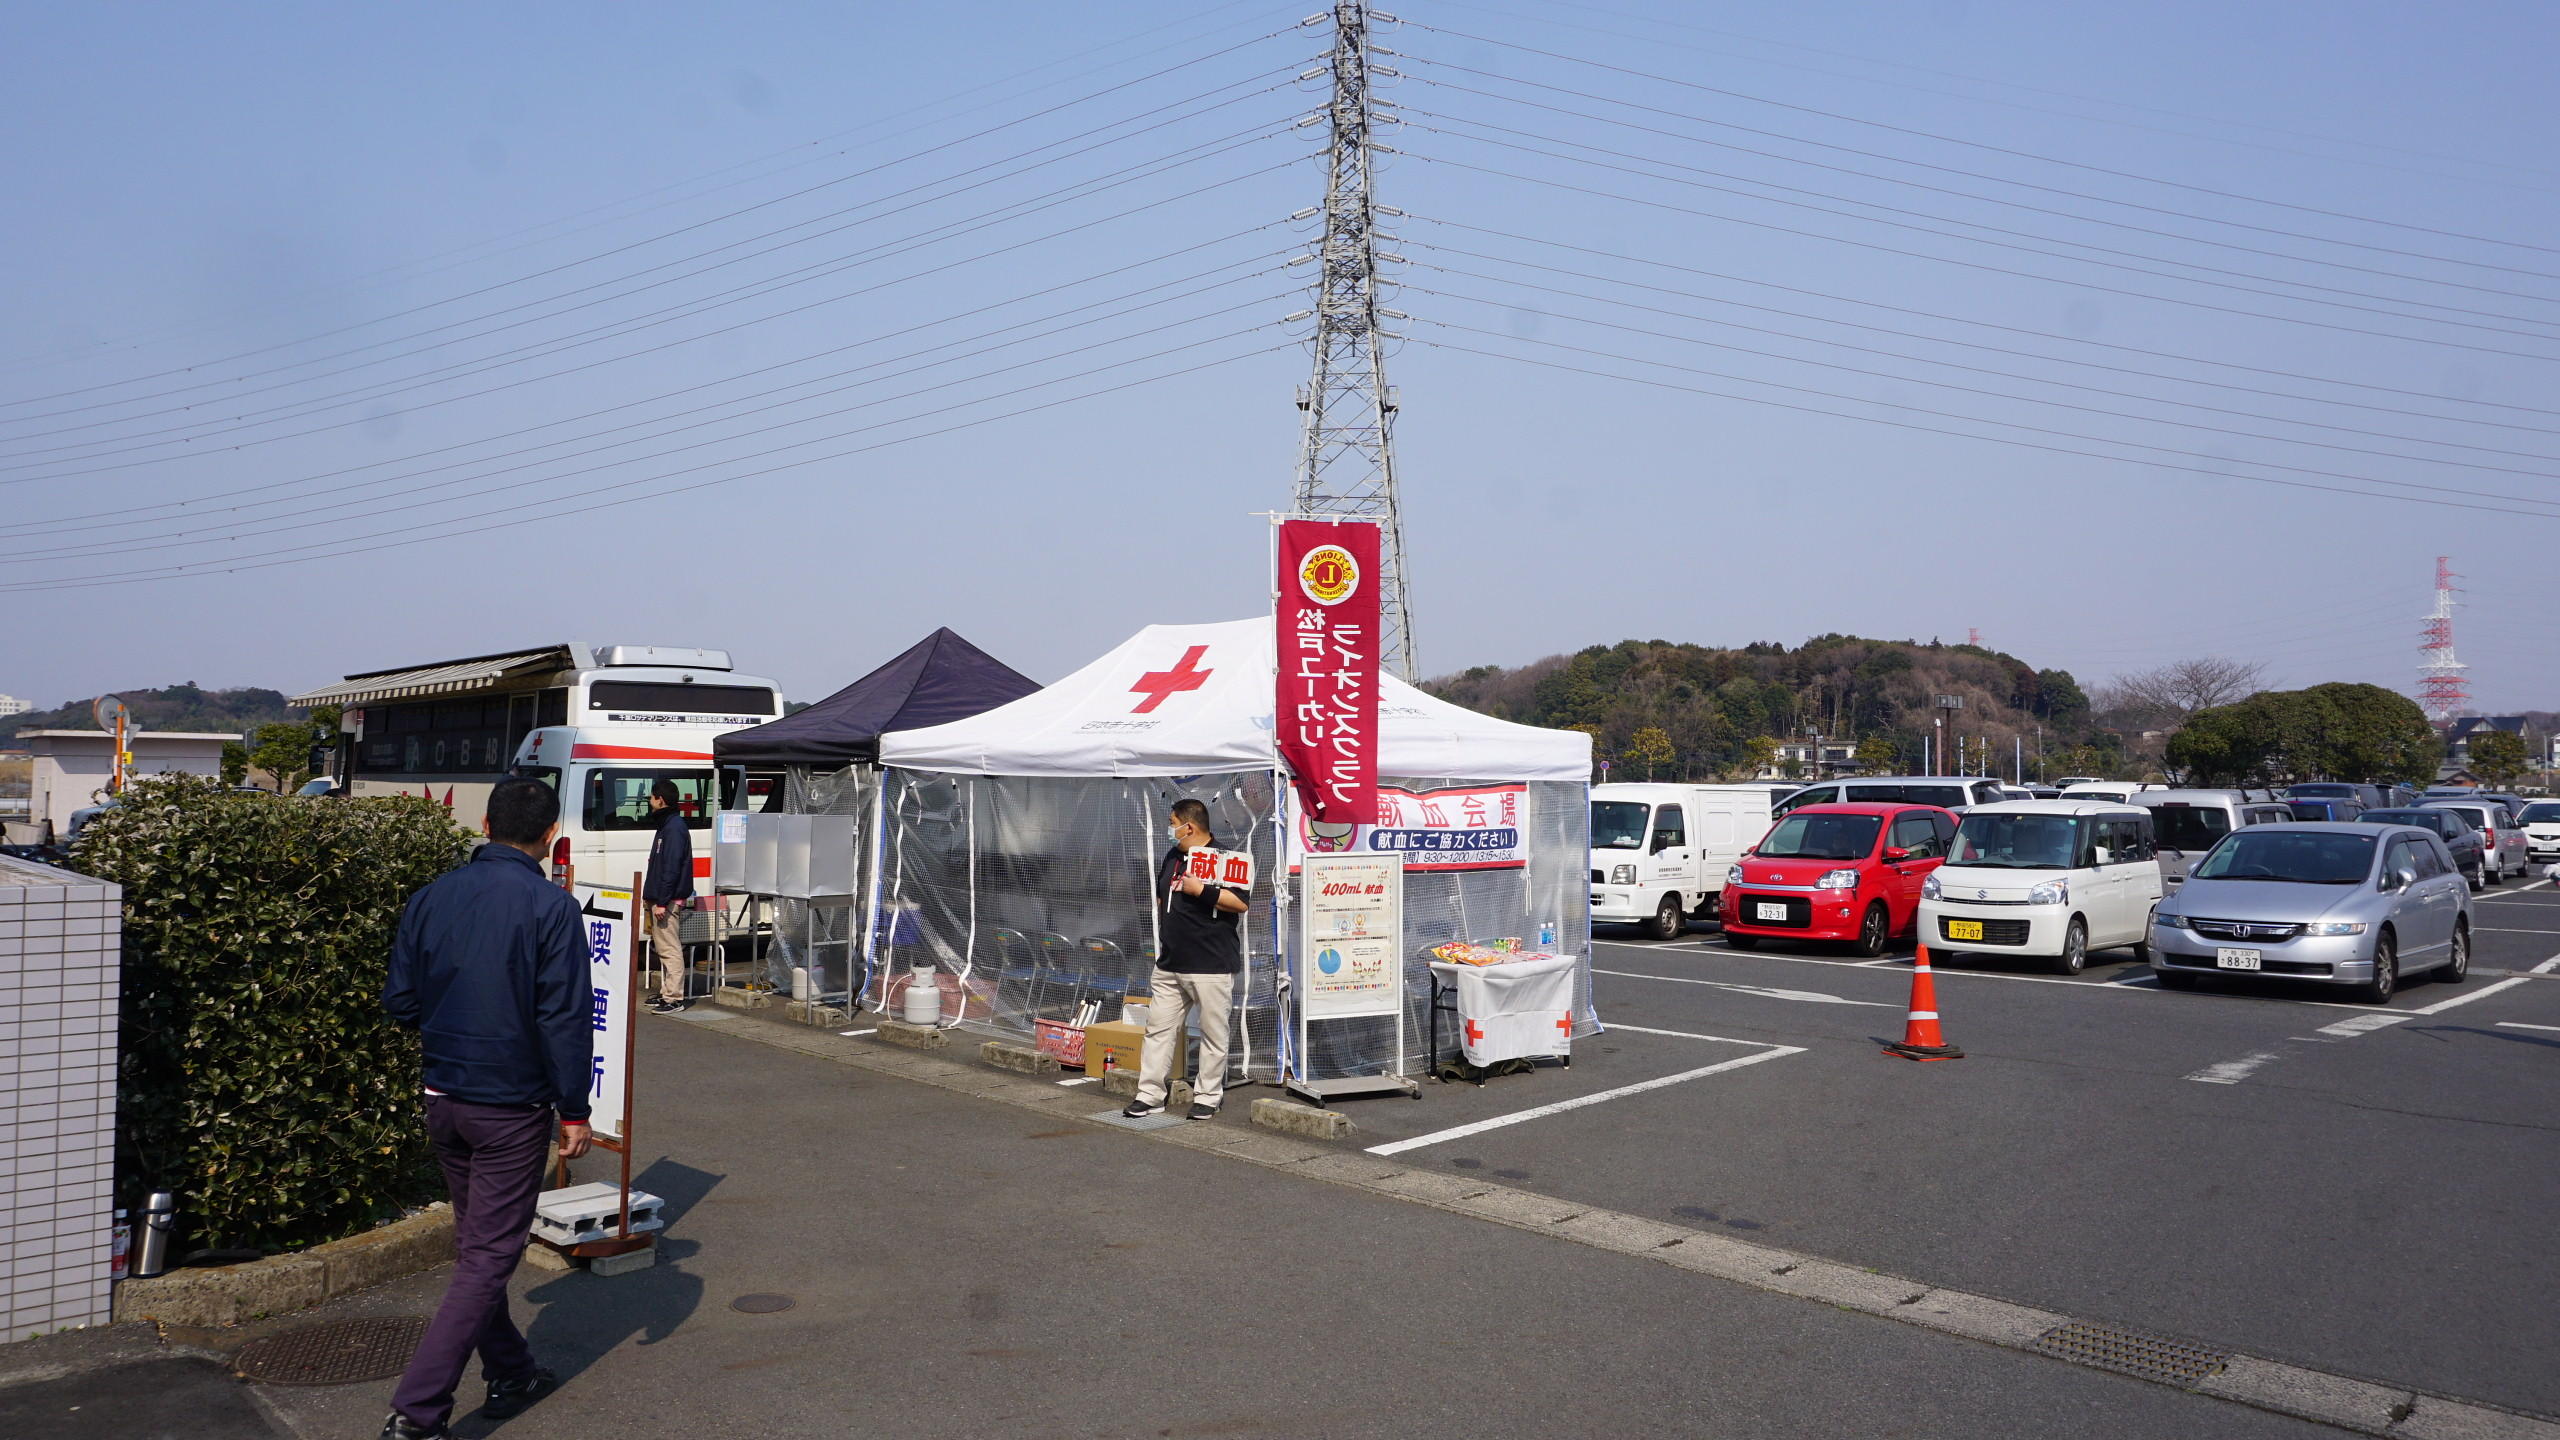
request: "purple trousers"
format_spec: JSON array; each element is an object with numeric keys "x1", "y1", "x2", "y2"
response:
[{"x1": 391, "y1": 1097, "x2": 552, "y2": 1429}]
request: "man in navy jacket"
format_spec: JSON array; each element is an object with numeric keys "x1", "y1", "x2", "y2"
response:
[
  {"x1": 381, "y1": 777, "x2": 593, "y2": 1439},
  {"x1": 643, "y1": 778, "x2": 695, "y2": 1014}
]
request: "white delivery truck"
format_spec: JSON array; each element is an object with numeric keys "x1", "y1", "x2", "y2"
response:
[{"x1": 1589, "y1": 783, "x2": 1778, "y2": 939}]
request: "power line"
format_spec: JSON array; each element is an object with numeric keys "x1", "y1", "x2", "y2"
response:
[
  {"x1": 1401, "y1": 71, "x2": 2560, "y2": 301},
  {"x1": 1411, "y1": 324, "x2": 2560, "y2": 521},
  {"x1": 0, "y1": 335, "x2": 1295, "y2": 592},
  {"x1": 1413, "y1": 303, "x2": 2560, "y2": 510},
  {"x1": 1436, "y1": 0, "x2": 2560, "y2": 192},
  {"x1": 1401, "y1": 150, "x2": 2560, "y2": 363},
  {"x1": 0, "y1": 21, "x2": 1308, "y2": 412},
  {"x1": 0, "y1": 1, "x2": 1296, "y2": 379},
  {"x1": 22, "y1": 283, "x2": 1297, "y2": 560},
  {"x1": 1407, "y1": 216, "x2": 2560, "y2": 425},
  {"x1": 1404, "y1": 20, "x2": 2560, "y2": 258},
  {"x1": 0, "y1": 77, "x2": 1303, "y2": 440},
  {"x1": 0, "y1": 137, "x2": 1306, "y2": 476},
  {"x1": 1399, "y1": 124, "x2": 2560, "y2": 346},
  {"x1": 1403, "y1": 261, "x2": 2560, "y2": 472},
  {"x1": 3, "y1": 239, "x2": 1293, "y2": 537}
]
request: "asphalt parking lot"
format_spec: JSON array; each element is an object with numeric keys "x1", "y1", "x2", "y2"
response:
[{"x1": 1346, "y1": 879, "x2": 2560, "y2": 1419}]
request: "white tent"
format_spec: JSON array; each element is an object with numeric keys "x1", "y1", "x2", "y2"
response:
[
  {"x1": 870, "y1": 618, "x2": 1594, "y2": 1091},
  {"x1": 880, "y1": 618, "x2": 1589, "y2": 780}
]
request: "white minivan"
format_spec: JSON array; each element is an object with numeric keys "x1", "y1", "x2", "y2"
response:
[
  {"x1": 1590, "y1": 783, "x2": 1775, "y2": 939},
  {"x1": 1773, "y1": 775, "x2": 2009, "y2": 816},
  {"x1": 1919, "y1": 800, "x2": 2165, "y2": 975}
]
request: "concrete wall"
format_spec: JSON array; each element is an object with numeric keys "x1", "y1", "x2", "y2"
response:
[{"x1": 0, "y1": 854, "x2": 121, "y2": 1340}]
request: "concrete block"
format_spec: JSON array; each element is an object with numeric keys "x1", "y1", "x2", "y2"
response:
[
  {"x1": 588, "y1": 1244, "x2": 660, "y2": 1278},
  {"x1": 872, "y1": 1018, "x2": 951, "y2": 1051},
  {"x1": 979, "y1": 1039, "x2": 1062, "y2": 1076},
  {"x1": 114, "y1": 1253, "x2": 327, "y2": 1327},
  {"x1": 1757, "y1": 1258, "x2": 1930, "y2": 1312},
  {"x1": 2394, "y1": 1396, "x2": 2560, "y2": 1440},
  {"x1": 2194, "y1": 1356, "x2": 2408, "y2": 1434},
  {"x1": 711, "y1": 987, "x2": 779, "y2": 1010},
  {"x1": 1894, "y1": 1289, "x2": 2068, "y2": 1348},
  {"x1": 785, "y1": 1000, "x2": 851, "y2": 1026},
  {"x1": 522, "y1": 1242, "x2": 575, "y2": 1273},
  {"x1": 1096, "y1": 1069, "x2": 1188, "y2": 1108},
  {"x1": 1249, "y1": 1097, "x2": 1352, "y2": 1140}
]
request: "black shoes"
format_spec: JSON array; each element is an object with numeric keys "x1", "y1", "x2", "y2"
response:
[
  {"x1": 646, "y1": 997, "x2": 689, "y2": 1015},
  {"x1": 483, "y1": 1366, "x2": 559, "y2": 1420},
  {"x1": 1121, "y1": 1098, "x2": 1164, "y2": 1118},
  {"x1": 1188, "y1": 1102, "x2": 1219, "y2": 1121},
  {"x1": 379, "y1": 1414, "x2": 448, "y2": 1439}
]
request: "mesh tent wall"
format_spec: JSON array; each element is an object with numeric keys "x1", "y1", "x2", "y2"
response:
[
  {"x1": 709, "y1": 629, "x2": 1038, "y2": 1010},
  {"x1": 875, "y1": 619, "x2": 1593, "y2": 1085}
]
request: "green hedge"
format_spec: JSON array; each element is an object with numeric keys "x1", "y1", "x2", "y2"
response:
[{"x1": 74, "y1": 774, "x2": 473, "y2": 1252}]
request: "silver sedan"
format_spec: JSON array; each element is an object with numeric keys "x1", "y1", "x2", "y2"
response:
[{"x1": 2149, "y1": 823, "x2": 2471, "y2": 1004}]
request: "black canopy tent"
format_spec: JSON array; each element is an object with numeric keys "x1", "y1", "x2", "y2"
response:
[
  {"x1": 714, "y1": 627, "x2": 1038, "y2": 769},
  {"x1": 708, "y1": 628, "x2": 1038, "y2": 1021}
]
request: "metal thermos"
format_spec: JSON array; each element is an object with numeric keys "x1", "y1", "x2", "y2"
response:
[{"x1": 134, "y1": 1192, "x2": 175, "y2": 1279}]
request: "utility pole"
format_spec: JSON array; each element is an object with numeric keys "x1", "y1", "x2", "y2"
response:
[{"x1": 1291, "y1": 1, "x2": 1417, "y2": 679}]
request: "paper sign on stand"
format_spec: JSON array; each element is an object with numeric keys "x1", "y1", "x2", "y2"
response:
[
  {"x1": 1286, "y1": 852, "x2": 1419, "y2": 1104},
  {"x1": 572, "y1": 883, "x2": 636, "y2": 1141}
]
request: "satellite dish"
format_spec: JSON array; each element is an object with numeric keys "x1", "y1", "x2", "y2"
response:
[{"x1": 92, "y1": 694, "x2": 128, "y2": 731}]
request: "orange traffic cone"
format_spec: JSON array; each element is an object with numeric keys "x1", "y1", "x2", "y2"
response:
[{"x1": 1883, "y1": 941, "x2": 1964, "y2": 1061}]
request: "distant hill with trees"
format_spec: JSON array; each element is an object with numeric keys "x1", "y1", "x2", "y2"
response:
[
  {"x1": 1425, "y1": 635, "x2": 2108, "y2": 781},
  {"x1": 1, "y1": 683, "x2": 294, "y2": 744}
]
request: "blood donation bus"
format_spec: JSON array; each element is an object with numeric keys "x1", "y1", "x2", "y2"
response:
[{"x1": 295, "y1": 642, "x2": 784, "y2": 889}]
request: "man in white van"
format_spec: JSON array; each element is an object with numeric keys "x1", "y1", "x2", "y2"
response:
[{"x1": 643, "y1": 779, "x2": 695, "y2": 1015}]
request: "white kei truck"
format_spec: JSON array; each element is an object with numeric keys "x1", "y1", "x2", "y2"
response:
[{"x1": 1589, "y1": 783, "x2": 1778, "y2": 939}]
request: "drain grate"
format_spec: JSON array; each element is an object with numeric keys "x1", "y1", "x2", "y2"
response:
[
  {"x1": 731, "y1": 1293, "x2": 795, "y2": 1314},
  {"x1": 235, "y1": 1315, "x2": 429, "y2": 1386},
  {"x1": 2034, "y1": 1321, "x2": 2230, "y2": 1387}
]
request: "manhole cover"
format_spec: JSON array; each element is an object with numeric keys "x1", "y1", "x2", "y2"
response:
[
  {"x1": 2034, "y1": 1321, "x2": 2229, "y2": 1387},
  {"x1": 731, "y1": 1293, "x2": 795, "y2": 1314},
  {"x1": 235, "y1": 1315, "x2": 429, "y2": 1386}
]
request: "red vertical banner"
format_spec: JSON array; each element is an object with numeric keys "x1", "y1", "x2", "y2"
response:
[{"x1": 1276, "y1": 519, "x2": 1382, "y2": 827}]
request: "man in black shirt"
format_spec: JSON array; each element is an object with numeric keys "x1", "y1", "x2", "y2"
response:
[{"x1": 1125, "y1": 799, "x2": 1248, "y2": 1120}]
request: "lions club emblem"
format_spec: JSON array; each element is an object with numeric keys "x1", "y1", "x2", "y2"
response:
[{"x1": 1298, "y1": 543, "x2": 1360, "y2": 605}]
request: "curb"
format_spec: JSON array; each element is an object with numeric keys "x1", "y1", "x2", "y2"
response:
[
  {"x1": 681, "y1": 1008, "x2": 2560, "y2": 1440},
  {"x1": 111, "y1": 1204, "x2": 454, "y2": 1329}
]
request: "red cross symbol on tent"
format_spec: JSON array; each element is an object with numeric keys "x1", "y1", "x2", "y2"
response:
[
  {"x1": 1464, "y1": 1021, "x2": 1485, "y2": 1045},
  {"x1": 1129, "y1": 645, "x2": 1214, "y2": 714}
]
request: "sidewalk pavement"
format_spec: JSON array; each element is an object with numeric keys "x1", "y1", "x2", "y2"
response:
[{"x1": 6, "y1": 1009, "x2": 2343, "y2": 1440}]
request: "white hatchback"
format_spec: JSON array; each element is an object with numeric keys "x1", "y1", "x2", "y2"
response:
[
  {"x1": 1920, "y1": 801, "x2": 2165, "y2": 975},
  {"x1": 2516, "y1": 800, "x2": 2560, "y2": 865}
]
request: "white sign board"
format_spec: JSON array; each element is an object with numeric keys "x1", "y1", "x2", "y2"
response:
[
  {"x1": 573, "y1": 883, "x2": 637, "y2": 1140},
  {"x1": 1299, "y1": 854, "x2": 1401, "y2": 1020}
]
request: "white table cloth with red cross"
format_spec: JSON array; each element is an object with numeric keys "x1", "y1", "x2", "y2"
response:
[{"x1": 1429, "y1": 951, "x2": 1579, "y2": 1066}]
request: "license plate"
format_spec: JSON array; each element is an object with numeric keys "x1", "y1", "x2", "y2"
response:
[
  {"x1": 1754, "y1": 902, "x2": 1787, "y2": 922},
  {"x1": 1944, "y1": 919, "x2": 1983, "y2": 942},
  {"x1": 2216, "y1": 948, "x2": 2262, "y2": 971}
]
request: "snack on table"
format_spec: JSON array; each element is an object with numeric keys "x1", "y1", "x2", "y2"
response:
[{"x1": 1427, "y1": 940, "x2": 1565, "y2": 967}]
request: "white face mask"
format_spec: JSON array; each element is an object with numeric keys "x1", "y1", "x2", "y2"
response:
[{"x1": 1168, "y1": 825, "x2": 1184, "y2": 845}]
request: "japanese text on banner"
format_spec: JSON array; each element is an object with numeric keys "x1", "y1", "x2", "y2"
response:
[{"x1": 1274, "y1": 519, "x2": 1380, "y2": 827}]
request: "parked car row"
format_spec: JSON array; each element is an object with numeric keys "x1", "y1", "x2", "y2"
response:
[{"x1": 1591, "y1": 779, "x2": 2486, "y2": 1003}]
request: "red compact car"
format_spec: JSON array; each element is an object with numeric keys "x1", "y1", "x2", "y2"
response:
[{"x1": 1720, "y1": 803, "x2": 1956, "y2": 955}]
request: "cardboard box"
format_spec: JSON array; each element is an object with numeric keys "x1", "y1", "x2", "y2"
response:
[{"x1": 1083, "y1": 1020, "x2": 1147, "y2": 1077}]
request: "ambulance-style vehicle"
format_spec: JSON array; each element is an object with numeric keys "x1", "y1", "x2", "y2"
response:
[{"x1": 504, "y1": 646, "x2": 784, "y2": 890}]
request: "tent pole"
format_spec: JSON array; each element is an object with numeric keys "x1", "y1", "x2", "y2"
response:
[{"x1": 858, "y1": 771, "x2": 887, "y2": 1015}]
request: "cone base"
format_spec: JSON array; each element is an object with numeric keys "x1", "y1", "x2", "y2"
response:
[{"x1": 1883, "y1": 1042, "x2": 1966, "y2": 1061}]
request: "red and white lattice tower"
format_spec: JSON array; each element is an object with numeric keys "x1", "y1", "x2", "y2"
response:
[{"x1": 2417, "y1": 556, "x2": 2470, "y2": 725}]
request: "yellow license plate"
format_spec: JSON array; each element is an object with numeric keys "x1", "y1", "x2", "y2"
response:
[{"x1": 1945, "y1": 919, "x2": 1984, "y2": 941}]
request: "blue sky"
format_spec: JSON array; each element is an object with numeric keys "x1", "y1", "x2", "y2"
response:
[{"x1": 6, "y1": 1, "x2": 2557, "y2": 713}]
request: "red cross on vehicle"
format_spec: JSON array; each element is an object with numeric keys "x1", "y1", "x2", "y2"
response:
[{"x1": 1129, "y1": 645, "x2": 1214, "y2": 714}]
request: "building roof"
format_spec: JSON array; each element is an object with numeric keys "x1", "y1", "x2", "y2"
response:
[
  {"x1": 2446, "y1": 715, "x2": 2528, "y2": 742},
  {"x1": 289, "y1": 647, "x2": 570, "y2": 709}
]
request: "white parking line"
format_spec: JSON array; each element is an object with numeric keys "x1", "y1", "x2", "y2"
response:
[
  {"x1": 1605, "y1": 1022, "x2": 1784, "y2": 1045},
  {"x1": 2473, "y1": 927, "x2": 2560, "y2": 934},
  {"x1": 1365, "y1": 1043, "x2": 1805, "y2": 1155},
  {"x1": 839, "y1": 1028, "x2": 878, "y2": 1037},
  {"x1": 1592, "y1": 966, "x2": 1901, "y2": 1008},
  {"x1": 1596, "y1": 940, "x2": 2384, "y2": 1010},
  {"x1": 2186, "y1": 1051, "x2": 2286, "y2": 1085},
  {"x1": 2312, "y1": 1013, "x2": 2410, "y2": 1038},
  {"x1": 2496, "y1": 1022, "x2": 2560, "y2": 1033}
]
